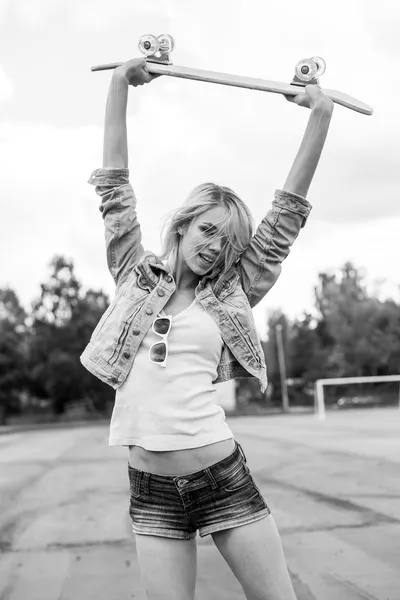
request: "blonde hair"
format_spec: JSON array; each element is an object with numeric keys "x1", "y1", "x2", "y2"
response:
[{"x1": 160, "y1": 183, "x2": 254, "y2": 278}]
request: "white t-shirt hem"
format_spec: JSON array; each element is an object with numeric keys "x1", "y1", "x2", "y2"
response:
[{"x1": 109, "y1": 429, "x2": 234, "y2": 450}]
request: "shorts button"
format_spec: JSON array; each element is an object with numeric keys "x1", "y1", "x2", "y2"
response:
[
  {"x1": 123, "y1": 351, "x2": 131, "y2": 359},
  {"x1": 110, "y1": 375, "x2": 118, "y2": 384},
  {"x1": 145, "y1": 307, "x2": 153, "y2": 315},
  {"x1": 132, "y1": 328, "x2": 140, "y2": 336},
  {"x1": 157, "y1": 289, "x2": 165, "y2": 297},
  {"x1": 177, "y1": 479, "x2": 188, "y2": 488}
]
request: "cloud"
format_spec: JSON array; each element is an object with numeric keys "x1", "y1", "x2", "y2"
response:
[
  {"x1": 0, "y1": 121, "x2": 105, "y2": 307},
  {"x1": 0, "y1": 0, "x2": 10, "y2": 21},
  {"x1": 361, "y1": 0, "x2": 400, "y2": 57},
  {"x1": 0, "y1": 64, "x2": 13, "y2": 101},
  {"x1": 10, "y1": 0, "x2": 173, "y2": 31}
]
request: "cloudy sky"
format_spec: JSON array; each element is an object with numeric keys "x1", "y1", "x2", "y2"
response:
[{"x1": 0, "y1": 0, "x2": 399, "y2": 339}]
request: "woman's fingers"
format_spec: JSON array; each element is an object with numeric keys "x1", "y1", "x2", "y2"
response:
[
  {"x1": 284, "y1": 94, "x2": 304, "y2": 106},
  {"x1": 115, "y1": 58, "x2": 162, "y2": 87},
  {"x1": 284, "y1": 85, "x2": 328, "y2": 109},
  {"x1": 139, "y1": 64, "x2": 161, "y2": 84}
]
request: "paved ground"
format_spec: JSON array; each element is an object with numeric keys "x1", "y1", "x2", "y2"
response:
[{"x1": 0, "y1": 408, "x2": 399, "y2": 599}]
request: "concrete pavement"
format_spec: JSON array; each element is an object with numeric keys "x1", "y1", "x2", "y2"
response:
[{"x1": 0, "y1": 409, "x2": 399, "y2": 599}]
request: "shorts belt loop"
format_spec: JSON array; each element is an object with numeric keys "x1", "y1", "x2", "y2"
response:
[
  {"x1": 204, "y1": 467, "x2": 218, "y2": 490},
  {"x1": 236, "y1": 441, "x2": 247, "y2": 463},
  {"x1": 142, "y1": 472, "x2": 151, "y2": 495}
]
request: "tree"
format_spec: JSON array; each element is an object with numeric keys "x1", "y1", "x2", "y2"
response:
[
  {"x1": 289, "y1": 312, "x2": 321, "y2": 381},
  {"x1": 27, "y1": 256, "x2": 112, "y2": 415},
  {"x1": 68, "y1": 288, "x2": 113, "y2": 413},
  {"x1": 265, "y1": 310, "x2": 291, "y2": 406},
  {"x1": 313, "y1": 262, "x2": 399, "y2": 378},
  {"x1": 32, "y1": 255, "x2": 81, "y2": 326},
  {"x1": 0, "y1": 288, "x2": 27, "y2": 424}
]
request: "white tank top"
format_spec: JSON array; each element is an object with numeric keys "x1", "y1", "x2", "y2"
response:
[{"x1": 109, "y1": 298, "x2": 234, "y2": 449}]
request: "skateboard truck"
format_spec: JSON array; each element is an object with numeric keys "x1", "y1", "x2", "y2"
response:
[
  {"x1": 291, "y1": 57, "x2": 326, "y2": 87},
  {"x1": 138, "y1": 33, "x2": 174, "y2": 65}
]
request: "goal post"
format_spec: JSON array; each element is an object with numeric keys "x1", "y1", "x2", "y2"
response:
[{"x1": 314, "y1": 375, "x2": 400, "y2": 420}]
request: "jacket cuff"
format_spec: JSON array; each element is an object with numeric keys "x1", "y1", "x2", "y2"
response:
[
  {"x1": 88, "y1": 168, "x2": 130, "y2": 186},
  {"x1": 274, "y1": 189, "x2": 312, "y2": 223}
]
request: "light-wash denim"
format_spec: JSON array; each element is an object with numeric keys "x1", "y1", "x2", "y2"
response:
[{"x1": 80, "y1": 168, "x2": 312, "y2": 393}]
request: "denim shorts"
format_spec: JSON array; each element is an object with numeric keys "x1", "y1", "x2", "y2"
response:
[{"x1": 128, "y1": 440, "x2": 271, "y2": 540}]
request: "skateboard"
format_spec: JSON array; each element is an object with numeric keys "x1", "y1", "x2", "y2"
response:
[{"x1": 91, "y1": 34, "x2": 373, "y2": 116}]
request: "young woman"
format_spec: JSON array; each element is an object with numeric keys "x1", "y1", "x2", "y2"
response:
[{"x1": 81, "y1": 58, "x2": 334, "y2": 600}]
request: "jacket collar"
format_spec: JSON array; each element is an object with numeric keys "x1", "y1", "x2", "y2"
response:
[{"x1": 136, "y1": 251, "x2": 239, "y2": 299}]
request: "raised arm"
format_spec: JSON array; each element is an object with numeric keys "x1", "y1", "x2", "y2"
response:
[
  {"x1": 89, "y1": 59, "x2": 158, "y2": 287},
  {"x1": 239, "y1": 86, "x2": 334, "y2": 307},
  {"x1": 282, "y1": 84, "x2": 334, "y2": 197}
]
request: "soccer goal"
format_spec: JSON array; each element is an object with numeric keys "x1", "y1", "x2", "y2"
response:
[{"x1": 314, "y1": 375, "x2": 400, "y2": 420}]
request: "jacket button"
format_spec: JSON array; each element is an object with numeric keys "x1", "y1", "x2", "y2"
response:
[
  {"x1": 145, "y1": 307, "x2": 153, "y2": 315},
  {"x1": 132, "y1": 328, "x2": 140, "y2": 336},
  {"x1": 165, "y1": 275, "x2": 173, "y2": 283},
  {"x1": 157, "y1": 289, "x2": 165, "y2": 297},
  {"x1": 123, "y1": 351, "x2": 131, "y2": 359}
]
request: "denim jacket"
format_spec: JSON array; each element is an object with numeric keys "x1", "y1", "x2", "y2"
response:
[{"x1": 80, "y1": 168, "x2": 311, "y2": 393}]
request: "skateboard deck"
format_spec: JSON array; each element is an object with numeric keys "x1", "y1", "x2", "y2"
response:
[{"x1": 91, "y1": 35, "x2": 373, "y2": 116}]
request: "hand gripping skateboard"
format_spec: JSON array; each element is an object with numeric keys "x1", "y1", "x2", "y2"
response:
[{"x1": 91, "y1": 34, "x2": 373, "y2": 116}]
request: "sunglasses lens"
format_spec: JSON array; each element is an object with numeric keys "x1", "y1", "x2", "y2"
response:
[
  {"x1": 150, "y1": 342, "x2": 167, "y2": 363},
  {"x1": 153, "y1": 317, "x2": 171, "y2": 335}
]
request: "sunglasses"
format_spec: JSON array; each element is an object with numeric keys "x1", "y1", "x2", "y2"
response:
[{"x1": 149, "y1": 315, "x2": 172, "y2": 367}]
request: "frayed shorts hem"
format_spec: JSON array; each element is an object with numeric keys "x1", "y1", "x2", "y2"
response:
[
  {"x1": 199, "y1": 506, "x2": 271, "y2": 537},
  {"x1": 132, "y1": 525, "x2": 197, "y2": 540},
  {"x1": 132, "y1": 507, "x2": 271, "y2": 540}
]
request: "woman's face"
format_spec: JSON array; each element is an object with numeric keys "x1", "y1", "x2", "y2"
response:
[{"x1": 179, "y1": 206, "x2": 227, "y2": 275}]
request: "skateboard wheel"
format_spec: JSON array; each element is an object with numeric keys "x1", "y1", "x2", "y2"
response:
[
  {"x1": 311, "y1": 56, "x2": 326, "y2": 77},
  {"x1": 295, "y1": 58, "x2": 319, "y2": 82},
  {"x1": 157, "y1": 33, "x2": 175, "y2": 53},
  {"x1": 138, "y1": 34, "x2": 159, "y2": 56}
]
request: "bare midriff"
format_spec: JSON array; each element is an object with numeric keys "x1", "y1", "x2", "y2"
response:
[{"x1": 128, "y1": 438, "x2": 236, "y2": 476}]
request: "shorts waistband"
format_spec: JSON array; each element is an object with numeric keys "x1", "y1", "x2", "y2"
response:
[{"x1": 128, "y1": 439, "x2": 247, "y2": 489}]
